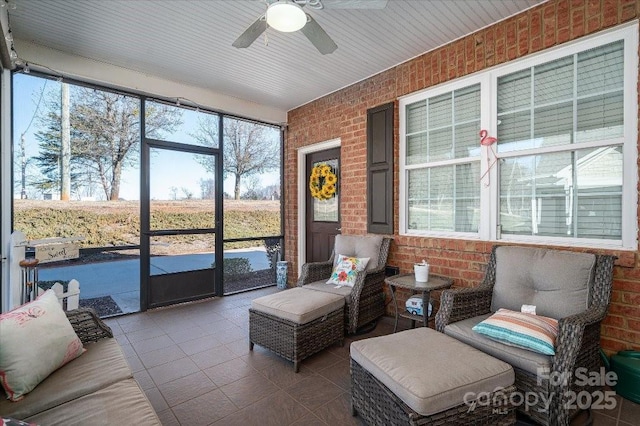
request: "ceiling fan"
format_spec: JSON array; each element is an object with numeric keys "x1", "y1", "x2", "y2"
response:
[{"x1": 232, "y1": 0, "x2": 388, "y2": 55}]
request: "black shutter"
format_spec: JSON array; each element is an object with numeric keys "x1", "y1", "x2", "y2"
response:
[{"x1": 367, "y1": 102, "x2": 394, "y2": 234}]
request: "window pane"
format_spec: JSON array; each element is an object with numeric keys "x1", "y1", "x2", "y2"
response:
[
  {"x1": 455, "y1": 162, "x2": 480, "y2": 232},
  {"x1": 145, "y1": 101, "x2": 219, "y2": 147},
  {"x1": 428, "y1": 127, "x2": 453, "y2": 161},
  {"x1": 428, "y1": 93, "x2": 451, "y2": 128},
  {"x1": 429, "y1": 167, "x2": 454, "y2": 231},
  {"x1": 575, "y1": 147, "x2": 622, "y2": 239},
  {"x1": 533, "y1": 101, "x2": 573, "y2": 147},
  {"x1": 406, "y1": 133, "x2": 427, "y2": 165},
  {"x1": 454, "y1": 85, "x2": 481, "y2": 122},
  {"x1": 534, "y1": 56, "x2": 573, "y2": 105},
  {"x1": 407, "y1": 101, "x2": 426, "y2": 134},
  {"x1": 500, "y1": 148, "x2": 622, "y2": 239},
  {"x1": 497, "y1": 110, "x2": 532, "y2": 152},
  {"x1": 150, "y1": 148, "x2": 214, "y2": 231},
  {"x1": 408, "y1": 163, "x2": 479, "y2": 233},
  {"x1": 455, "y1": 122, "x2": 481, "y2": 158},
  {"x1": 408, "y1": 169, "x2": 428, "y2": 230},
  {"x1": 497, "y1": 69, "x2": 530, "y2": 113},
  {"x1": 577, "y1": 41, "x2": 624, "y2": 97},
  {"x1": 312, "y1": 158, "x2": 339, "y2": 222},
  {"x1": 576, "y1": 92, "x2": 623, "y2": 143}
]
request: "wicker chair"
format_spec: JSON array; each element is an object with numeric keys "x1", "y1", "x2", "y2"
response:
[
  {"x1": 297, "y1": 235, "x2": 391, "y2": 334},
  {"x1": 435, "y1": 245, "x2": 616, "y2": 426}
]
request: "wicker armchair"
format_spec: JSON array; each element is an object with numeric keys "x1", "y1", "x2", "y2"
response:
[
  {"x1": 435, "y1": 245, "x2": 616, "y2": 426},
  {"x1": 297, "y1": 236, "x2": 391, "y2": 334}
]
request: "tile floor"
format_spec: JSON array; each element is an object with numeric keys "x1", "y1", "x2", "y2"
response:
[{"x1": 103, "y1": 287, "x2": 640, "y2": 426}]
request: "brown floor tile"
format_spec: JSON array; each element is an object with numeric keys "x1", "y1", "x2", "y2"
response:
[
  {"x1": 147, "y1": 357, "x2": 200, "y2": 385},
  {"x1": 290, "y1": 411, "x2": 328, "y2": 426},
  {"x1": 241, "y1": 346, "x2": 289, "y2": 371},
  {"x1": 313, "y1": 392, "x2": 364, "y2": 426},
  {"x1": 592, "y1": 411, "x2": 618, "y2": 426},
  {"x1": 139, "y1": 344, "x2": 187, "y2": 369},
  {"x1": 126, "y1": 325, "x2": 167, "y2": 343},
  {"x1": 131, "y1": 334, "x2": 176, "y2": 355},
  {"x1": 259, "y1": 358, "x2": 314, "y2": 388},
  {"x1": 220, "y1": 372, "x2": 280, "y2": 408},
  {"x1": 178, "y1": 334, "x2": 224, "y2": 355},
  {"x1": 285, "y1": 375, "x2": 344, "y2": 411},
  {"x1": 158, "y1": 371, "x2": 216, "y2": 407},
  {"x1": 168, "y1": 325, "x2": 216, "y2": 345},
  {"x1": 225, "y1": 337, "x2": 252, "y2": 357},
  {"x1": 302, "y1": 347, "x2": 344, "y2": 372},
  {"x1": 124, "y1": 353, "x2": 145, "y2": 373},
  {"x1": 133, "y1": 370, "x2": 155, "y2": 390},
  {"x1": 211, "y1": 390, "x2": 310, "y2": 426},
  {"x1": 318, "y1": 358, "x2": 351, "y2": 391},
  {"x1": 156, "y1": 409, "x2": 180, "y2": 426},
  {"x1": 619, "y1": 396, "x2": 640, "y2": 424},
  {"x1": 143, "y1": 386, "x2": 169, "y2": 413},
  {"x1": 117, "y1": 314, "x2": 158, "y2": 333},
  {"x1": 172, "y1": 389, "x2": 238, "y2": 426},
  {"x1": 190, "y1": 345, "x2": 238, "y2": 369},
  {"x1": 214, "y1": 324, "x2": 248, "y2": 344},
  {"x1": 204, "y1": 358, "x2": 257, "y2": 387}
]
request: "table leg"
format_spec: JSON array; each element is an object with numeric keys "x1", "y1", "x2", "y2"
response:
[
  {"x1": 422, "y1": 291, "x2": 430, "y2": 327},
  {"x1": 391, "y1": 285, "x2": 399, "y2": 333}
]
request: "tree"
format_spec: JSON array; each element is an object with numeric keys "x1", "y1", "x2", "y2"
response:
[
  {"x1": 192, "y1": 116, "x2": 280, "y2": 200},
  {"x1": 34, "y1": 86, "x2": 182, "y2": 200}
]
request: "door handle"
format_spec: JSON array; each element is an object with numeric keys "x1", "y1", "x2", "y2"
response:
[{"x1": 336, "y1": 228, "x2": 342, "y2": 232}]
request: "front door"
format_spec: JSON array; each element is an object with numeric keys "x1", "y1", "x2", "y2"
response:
[{"x1": 306, "y1": 148, "x2": 341, "y2": 263}]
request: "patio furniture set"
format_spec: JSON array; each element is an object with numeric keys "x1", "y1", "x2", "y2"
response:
[{"x1": 248, "y1": 238, "x2": 616, "y2": 426}]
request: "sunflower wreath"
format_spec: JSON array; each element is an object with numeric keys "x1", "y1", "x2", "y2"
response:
[{"x1": 309, "y1": 163, "x2": 338, "y2": 201}]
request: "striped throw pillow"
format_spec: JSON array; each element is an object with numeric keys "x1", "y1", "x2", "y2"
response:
[{"x1": 472, "y1": 308, "x2": 559, "y2": 355}]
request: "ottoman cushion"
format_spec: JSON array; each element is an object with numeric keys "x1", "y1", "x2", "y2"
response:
[
  {"x1": 350, "y1": 327, "x2": 514, "y2": 416},
  {"x1": 251, "y1": 288, "x2": 344, "y2": 325}
]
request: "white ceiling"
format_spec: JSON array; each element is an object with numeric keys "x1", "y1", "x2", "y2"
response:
[{"x1": 9, "y1": 0, "x2": 544, "y2": 113}]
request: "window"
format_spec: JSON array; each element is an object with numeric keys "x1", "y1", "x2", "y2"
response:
[{"x1": 400, "y1": 24, "x2": 638, "y2": 249}]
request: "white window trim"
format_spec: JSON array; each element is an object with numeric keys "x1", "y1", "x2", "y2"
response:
[{"x1": 399, "y1": 22, "x2": 638, "y2": 250}]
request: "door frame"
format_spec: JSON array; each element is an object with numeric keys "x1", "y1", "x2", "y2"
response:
[{"x1": 296, "y1": 138, "x2": 340, "y2": 276}]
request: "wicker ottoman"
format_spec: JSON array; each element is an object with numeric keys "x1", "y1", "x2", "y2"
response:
[
  {"x1": 350, "y1": 328, "x2": 517, "y2": 425},
  {"x1": 249, "y1": 287, "x2": 344, "y2": 372}
]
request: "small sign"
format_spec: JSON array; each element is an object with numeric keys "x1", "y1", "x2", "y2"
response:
[{"x1": 35, "y1": 242, "x2": 80, "y2": 263}]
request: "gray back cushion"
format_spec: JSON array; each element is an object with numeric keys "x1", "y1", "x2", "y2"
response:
[
  {"x1": 333, "y1": 234, "x2": 384, "y2": 271},
  {"x1": 491, "y1": 246, "x2": 596, "y2": 319}
]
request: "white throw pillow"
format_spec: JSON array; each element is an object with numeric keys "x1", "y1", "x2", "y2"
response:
[
  {"x1": 0, "y1": 290, "x2": 85, "y2": 401},
  {"x1": 326, "y1": 254, "x2": 370, "y2": 287}
]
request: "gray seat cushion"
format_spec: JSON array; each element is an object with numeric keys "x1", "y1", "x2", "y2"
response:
[
  {"x1": 350, "y1": 328, "x2": 514, "y2": 416},
  {"x1": 25, "y1": 378, "x2": 161, "y2": 425},
  {"x1": 444, "y1": 314, "x2": 552, "y2": 375},
  {"x1": 0, "y1": 338, "x2": 132, "y2": 419},
  {"x1": 251, "y1": 287, "x2": 344, "y2": 324},
  {"x1": 491, "y1": 246, "x2": 596, "y2": 319},
  {"x1": 333, "y1": 234, "x2": 383, "y2": 271},
  {"x1": 301, "y1": 280, "x2": 353, "y2": 304}
]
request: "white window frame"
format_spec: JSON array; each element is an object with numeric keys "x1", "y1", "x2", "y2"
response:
[{"x1": 399, "y1": 23, "x2": 638, "y2": 250}]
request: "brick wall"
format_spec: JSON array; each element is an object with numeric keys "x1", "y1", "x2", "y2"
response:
[{"x1": 285, "y1": 0, "x2": 640, "y2": 353}]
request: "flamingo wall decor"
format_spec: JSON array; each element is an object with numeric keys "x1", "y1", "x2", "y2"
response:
[{"x1": 479, "y1": 129, "x2": 498, "y2": 186}]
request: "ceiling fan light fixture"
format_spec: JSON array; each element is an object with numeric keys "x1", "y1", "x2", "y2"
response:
[{"x1": 266, "y1": 1, "x2": 307, "y2": 33}]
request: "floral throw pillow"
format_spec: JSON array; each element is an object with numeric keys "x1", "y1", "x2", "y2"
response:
[
  {"x1": 0, "y1": 290, "x2": 85, "y2": 401},
  {"x1": 326, "y1": 254, "x2": 370, "y2": 287}
]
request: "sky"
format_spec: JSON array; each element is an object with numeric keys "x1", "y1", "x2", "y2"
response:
[{"x1": 13, "y1": 73, "x2": 281, "y2": 200}]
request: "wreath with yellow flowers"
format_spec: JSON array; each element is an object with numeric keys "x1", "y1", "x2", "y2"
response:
[{"x1": 309, "y1": 163, "x2": 338, "y2": 201}]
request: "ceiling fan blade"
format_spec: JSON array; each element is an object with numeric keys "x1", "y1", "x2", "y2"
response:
[
  {"x1": 319, "y1": 0, "x2": 388, "y2": 9},
  {"x1": 232, "y1": 16, "x2": 267, "y2": 49},
  {"x1": 300, "y1": 15, "x2": 337, "y2": 55}
]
